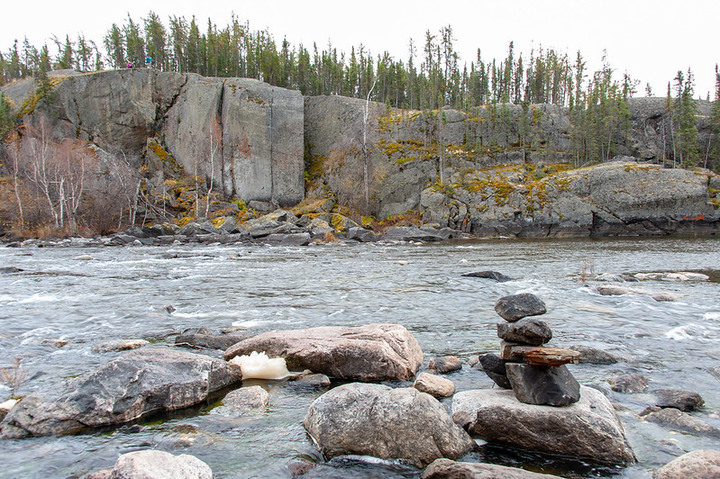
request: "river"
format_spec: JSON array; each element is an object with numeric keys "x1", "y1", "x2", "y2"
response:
[{"x1": 1, "y1": 237, "x2": 719, "y2": 478}]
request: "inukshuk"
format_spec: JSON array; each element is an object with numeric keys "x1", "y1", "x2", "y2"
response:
[{"x1": 479, "y1": 292, "x2": 581, "y2": 406}]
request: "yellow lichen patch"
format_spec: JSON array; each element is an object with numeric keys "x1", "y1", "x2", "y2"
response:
[
  {"x1": 147, "y1": 139, "x2": 184, "y2": 173},
  {"x1": 624, "y1": 163, "x2": 660, "y2": 173},
  {"x1": 291, "y1": 197, "x2": 331, "y2": 216},
  {"x1": 378, "y1": 110, "x2": 404, "y2": 133},
  {"x1": 330, "y1": 214, "x2": 349, "y2": 232},
  {"x1": 175, "y1": 216, "x2": 195, "y2": 227},
  {"x1": 373, "y1": 211, "x2": 423, "y2": 231},
  {"x1": 376, "y1": 138, "x2": 436, "y2": 164},
  {"x1": 210, "y1": 216, "x2": 226, "y2": 228}
]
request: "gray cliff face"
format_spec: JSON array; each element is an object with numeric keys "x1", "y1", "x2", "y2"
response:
[{"x1": 13, "y1": 69, "x2": 305, "y2": 207}]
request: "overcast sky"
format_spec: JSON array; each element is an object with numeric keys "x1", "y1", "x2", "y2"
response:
[{"x1": 2, "y1": 0, "x2": 718, "y2": 99}]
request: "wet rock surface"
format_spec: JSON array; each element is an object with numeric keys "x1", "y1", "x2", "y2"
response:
[
  {"x1": 304, "y1": 383, "x2": 475, "y2": 468},
  {"x1": 653, "y1": 449, "x2": 720, "y2": 479},
  {"x1": 422, "y1": 458, "x2": 564, "y2": 478},
  {"x1": 452, "y1": 386, "x2": 636, "y2": 465},
  {"x1": 224, "y1": 323, "x2": 423, "y2": 382},
  {"x1": 0, "y1": 348, "x2": 243, "y2": 438}
]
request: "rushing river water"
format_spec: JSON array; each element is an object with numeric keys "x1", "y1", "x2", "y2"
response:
[{"x1": 1, "y1": 237, "x2": 720, "y2": 478}]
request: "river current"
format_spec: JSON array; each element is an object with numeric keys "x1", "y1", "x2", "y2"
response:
[{"x1": 1, "y1": 237, "x2": 719, "y2": 478}]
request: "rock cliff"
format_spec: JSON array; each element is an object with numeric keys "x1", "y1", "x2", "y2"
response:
[
  {"x1": 5, "y1": 70, "x2": 304, "y2": 207},
  {"x1": 3, "y1": 70, "x2": 719, "y2": 237}
]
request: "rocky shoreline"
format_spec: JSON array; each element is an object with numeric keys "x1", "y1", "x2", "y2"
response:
[{"x1": 1, "y1": 293, "x2": 717, "y2": 478}]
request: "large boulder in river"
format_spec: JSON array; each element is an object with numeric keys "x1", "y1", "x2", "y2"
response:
[
  {"x1": 422, "y1": 458, "x2": 563, "y2": 479},
  {"x1": 653, "y1": 449, "x2": 720, "y2": 479},
  {"x1": 0, "y1": 348, "x2": 243, "y2": 438},
  {"x1": 451, "y1": 386, "x2": 635, "y2": 465},
  {"x1": 224, "y1": 323, "x2": 423, "y2": 382},
  {"x1": 303, "y1": 383, "x2": 475, "y2": 468}
]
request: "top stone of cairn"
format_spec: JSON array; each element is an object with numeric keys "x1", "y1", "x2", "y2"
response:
[{"x1": 494, "y1": 293, "x2": 547, "y2": 322}]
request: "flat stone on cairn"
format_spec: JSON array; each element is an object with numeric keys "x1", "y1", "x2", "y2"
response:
[{"x1": 482, "y1": 292, "x2": 581, "y2": 406}]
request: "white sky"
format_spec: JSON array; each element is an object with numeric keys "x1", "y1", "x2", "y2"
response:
[{"x1": 2, "y1": 0, "x2": 718, "y2": 99}]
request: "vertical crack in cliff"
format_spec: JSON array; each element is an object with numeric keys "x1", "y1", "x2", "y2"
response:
[
  {"x1": 154, "y1": 73, "x2": 190, "y2": 133},
  {"x1": 269, "y1": 87, "x2": 275, "y2": 203},
  {"x1": 217, "y1": 79, "x2": 226, "y2": 196}
]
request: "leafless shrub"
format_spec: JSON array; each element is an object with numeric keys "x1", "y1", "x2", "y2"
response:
[{"x1": 0, "y1": 357, "x2": 28, "y2": 397}]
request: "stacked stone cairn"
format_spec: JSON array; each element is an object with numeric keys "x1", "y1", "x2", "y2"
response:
[{"x1": 479, "y1": 293, "x2": 581, "y2": 406}]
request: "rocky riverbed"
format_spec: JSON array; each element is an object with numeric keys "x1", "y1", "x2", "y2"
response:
[{"x1": 1, "y1": 237, "x2": 719, "y2": 478}]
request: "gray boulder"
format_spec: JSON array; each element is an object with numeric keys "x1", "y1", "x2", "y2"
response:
[
  {"x1": 497, "y1": 318, "x2": 552, "y2": 346},
  {"x1": 609, "y1": 373, "x2": 649, "y2": 393},
  {"x1": 422, "y1": 458, "x2": 563, "y2": 479},
  {"x1": 642, "y1": 407, "x2": 720, "y2": 437},
  {"x1": 653, "y1": 449, "x2": 720, "y2": 479},
  {"x1": 0, "y1": 348, "x2": 243, "y2": 438},
  {"x1": 654, "y1": 388, "x2": 705, "y2": 411},
  {"x1": 303, "y1": 383, "x2": 475, "y2": 468},
  {"x1": 505, "y1": 364, "x2": 580, "y2": 406},
  {"x1": 101, "y1": 450, "x2": 213, "y2": 479},
  {"x1": 452, "y1": 386, "x2": 635, "y2": 464},
  {"x1": 224, "y1": 323, "x2": 423, "y2": 382},
  {"x1": 494, "y1": 293, "x2": 547, "y2": 322}
]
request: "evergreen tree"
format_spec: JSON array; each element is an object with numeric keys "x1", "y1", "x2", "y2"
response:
[
  {"x1": 104, "y1": 24, "x2": 125, "y2": 69},
  {"x1": 144, "y1": 11, "x2": 167, "y2": 70},
  {"x1": 674, "y1": 68, "x2": 699, "y2": 165},
  {"x1": 124, "y1": 15, "x2": 145, "y2": 67}
]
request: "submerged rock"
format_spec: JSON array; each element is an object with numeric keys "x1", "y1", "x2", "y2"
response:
[
  {"x1": 91, "y1": 450, "x2": 214, "y2": 479},
  {"x1": 174, "y1": 330, "x2": 247, "y2": 350},
  {"x1": 654, "y1": 449, "x2": 720, "y2": 478},
  {"x1": 0, "y1": 348, "x2": 243, "y2": 438},
  {"x1": 452, "y1": 386, "x2": 635, "y2": 465},
  {"x1": 641, "y1": 407, "x2": 720, "y2": 437},
  {"x1": 461, "y1": 271, "x2": 513, "y2": 282},
  {"x1": 653, "y1": 388, "x2": 705, "y2": 411},
  {"x1": 609, "y1": 373, "x2": 649, "y2": 393},
  {"x1": 303, "y1": 383, "x2": 475, "y2": 468},
  {"x1": 422, "y1": 458, "x2": 564, "y2": 478},
  {"x1": 92, "y1": 339, "x2": 149, "y2": 353},
  {"x1": 428, "y1": 356, "x2": 463, "y2": 374},
  {"x1": 596, "y1": 285, "x2": 682, "y2": 302},
  {"x1": 494, "y1": 293, "x2": 547, "y2": 322},
  {"x1": 214, "y1": 386, "x2": 269, "y2": 415},
  {"x1": 224, "y1": 323, "x2": 423, "y2": 382}
]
